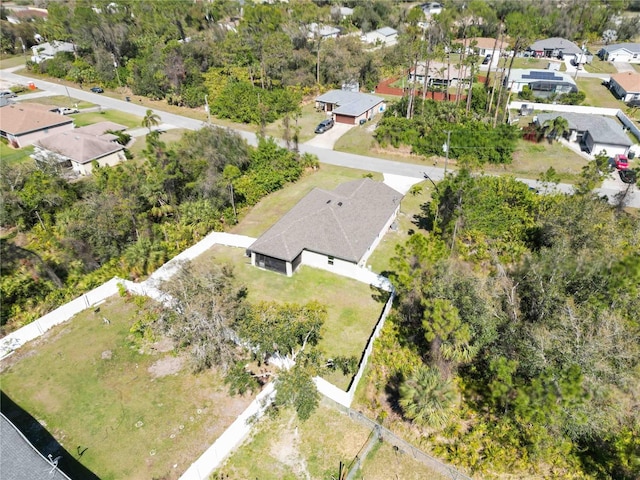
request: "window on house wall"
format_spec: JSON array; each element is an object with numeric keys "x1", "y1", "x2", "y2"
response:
[{"x1": 328, "y1": 256, "x2": 334, "y2": 265}]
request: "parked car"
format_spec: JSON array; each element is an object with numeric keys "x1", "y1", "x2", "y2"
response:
[
  {"x1": 314, "y1": 118, "x2": 334, "y2": 134},
  {"x1": 619, "y1": 169, "x2": 637, "y2": 184},
  {"x1": 52, "y1": 107, "x2": 79, "y2": 115},
  {"x1": 482, "y1": 54, "x2": 492, "y2": 65},
  {"x1": 614, "y1": 154, "x2": 629, "y2": 170},
  {"x1": 90, "y1": 86, "x2": 104, "y2": 93},
  {"x1": 0, "y1": 90, "x2": 17, "y2": 98}
]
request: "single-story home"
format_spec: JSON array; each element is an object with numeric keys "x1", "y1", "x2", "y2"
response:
[
  {"x1": 248, "y1": 178, "x2": 402, "y2": 276},
  {"x1": 408, "y1": 61, "x2": 471, "y2": 88},
  {"x1": 32, "y1": 122, "x2": 128, "y2": 176},
  {"x1": 535, "y1": 112, "x2": 632, "y2": 157},
  {"x1": 0, "y1": 103, "x2": 74, "y2": 148},
  {"x1": 597, "y1": 43, "x2": 640, "y2": 64},
  {"x1": 5, "y1": 7, "x2": 47, "y2": 24},
  {"x1": 1, "y1": 413, "x2": 72, "y2": 480},
  {"x1": 526, "y1": 38, "x2": 591, "y2": 64},
  {"x1": 30, "y1": 41, "x2": 75, "y2": 64},
  {"x1": 315, "y1": 90, "x2": 385, "y2": 125},
  {"x1": 420, "y1": 2, "x2": 443, "y2": 16},
  {"x1": 361, "y1": 27, "x2": 398, "y2": 46},
  {"x1": 307, "y1": 23, "x2": 340, "y2": 40},
  {"x1": 608, "y1": 72, "x2": 640, "y2": 102},
  {"x1": 462, "y1": 37, "x2": 508, "y2": 65},
  {"x1": 504, "y1": 69, "x2": 578, "y2": 98}
]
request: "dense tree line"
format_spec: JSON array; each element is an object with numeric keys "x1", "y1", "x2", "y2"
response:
[
  {"x1": 364, "y1": 170, "x2": 640, "y2": 478},
  {"x1": 0, "y1": 127, "x2": 317, "y2": 331}
]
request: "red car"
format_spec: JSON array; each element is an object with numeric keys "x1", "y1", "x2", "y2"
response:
[{"x1": 614, "y1": 154, "x2": 629, "y2": 170}]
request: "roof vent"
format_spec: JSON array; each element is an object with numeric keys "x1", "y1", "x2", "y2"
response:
[
  {"x1": 338, "y1": 202, "x2": 343, "y2": 206},
  {"x1": 326, "y1": 200, "x2": 331, "y2": 204}
]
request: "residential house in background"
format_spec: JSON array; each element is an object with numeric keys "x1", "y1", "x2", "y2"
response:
[
  {"x1": 408, "y1": 61, "x2": 471, "y2": 88},
  {"x1": 598, "y1": 43, "x2": 640, "y2": 63},
  {"x1": 608, "y1": 72, "x2": 640, "y2": 103},
  {"x1": 315, "y1": 90, "x2": 385, "y2": 125},
  {"x1": 331, "y1": 6, "x2": 353, "y2": 19},
  {"x1": 526, "y1": 37, "x2": 591, "y2": 65},
  {"x1": 535, "y1": 112, "x2": 632, "y2": 157},
  {"x1": 307, "y1": 23, "x2": 340, "y2": 40},
  {"x1": 361, "y1": 27, "x2": 398, "y2": 46},
  {"x1": 462, "y1": 37, "x2": 508, "y2": 67},
  {"x1": 31, "y1": 41, "x2": 75, "y2": 64},
  {"x1": 0, "y1": 103, "x2": 74, "y2": 148},
  {"x1": 248, "y1": 178, "x2": 402, "y2": 277},
  {"x1": 5, "y1": 7, "x2": 47, "y2": 24},
  {"x1": 32, "y1": 122, "x2": 128, "y2": 176},
  {"x1": 505, "y1": 69, "x2": 578, "y2": 98},
  {"x1": 420, "y1": 2, "x2": 443, "y2": 16}
]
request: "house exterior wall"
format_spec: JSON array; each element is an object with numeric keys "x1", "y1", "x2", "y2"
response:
[
  {"x1": 583, "y1": 131, "x2": 629, "y2": 157},
  {"x1": 600, "y1": 49, "x2": 640, "y2": 64},
  {"x1": 609, "y1": 78, "x2": 639, "y2": 102},
  {"x1": 72, "y1": 150, "x2": 126, "y2": 176},
  {"x1": 6, "y1": 123, "x2": 73, "y2": 148},
  {"x1": 301, "y1": 250, "x2": 360, "y2": 277}
]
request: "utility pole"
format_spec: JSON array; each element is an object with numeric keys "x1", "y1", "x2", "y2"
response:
[{"x1": 443, "y1": 130, "x2": 451, "y2": 174}]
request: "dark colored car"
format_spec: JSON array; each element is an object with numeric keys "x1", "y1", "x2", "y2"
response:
[
  {"x1": 90, "y1": 86, "x2": 104, "y2": 93},
  {"x1": 482, "y1": 54, "x2": 492, "y2": 65},
  {"x1": 314, "y1": 118, "x2": 335, "y2": 134},
  {"x1": 619, "y1": 169, "x2": 637, "y2": 184}
]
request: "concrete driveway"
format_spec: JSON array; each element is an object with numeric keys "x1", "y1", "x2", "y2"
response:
[
  {"x1": 304, "y1": 122, "x2": 355, "y2": 149},
  {"x1": 613, "y1": 62, "x2": 636, "y2": 73}
]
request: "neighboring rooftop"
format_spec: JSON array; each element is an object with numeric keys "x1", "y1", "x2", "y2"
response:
[
  {"x1": 529, "y1": 37, "x2": 583, "y2": 55},
  {"x1": 536, "y1": 112, "x2": 633, "y2": 147},
  {"x1": 462, "y1": 37, "x2": 507, "y2": 51},
  {"x1": 1, "y1": 414, "x2": 72, "y2": 480},
  {"x1": 0, "y1": 103, "x2": 73, "y2": 135},
  {"x1": 507, "y1": 69, "x2": 577, "y2": 86},
  {"x1": 316, "y1": 90, "x2": 384, "y2": 117},
  {"x1": 375, "y1": 26, "x2": 398, "y2": 37},
  {"x1": 75, "y1": 121, "x2": 128, "y2": 139},
  {"x1": 599, "y1": 43, "x2": 640, "y2": 53},
  {"x1": 36, "y1": 130, "x2": 124, "y2": 164},
  {"x1": 610, "y1": 72, "x2": 640, "y2": 92},
  {"x1": 249, "y1": 178, "x2": 402, "y2": 263}
]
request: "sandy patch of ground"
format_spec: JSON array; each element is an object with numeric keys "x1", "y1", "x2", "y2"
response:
[
  {"x1": 269, "y1": 416, "x2": 311, "y2": 480},
  {"x1": 148, "y1": 356, "x2": 184, "y2": 378}
]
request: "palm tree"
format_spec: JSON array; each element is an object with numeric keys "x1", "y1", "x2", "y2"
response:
[
  {"x1": 142, "y1": 109, "x2": 161, "y2": 133},
  {"x1": 399, "y1": 365, "x2": 456, "y2": 428},
  {"x1": 542, "y1": 116, "x2": 570, "y2": 142}
]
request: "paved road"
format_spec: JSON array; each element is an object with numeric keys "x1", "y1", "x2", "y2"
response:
[{"x1": 2, "y1": 68, "x2": 638, "y2": 208}]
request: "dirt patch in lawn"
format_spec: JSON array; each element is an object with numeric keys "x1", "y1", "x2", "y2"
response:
[
  {"x1": 148, "y1": 355, "x2": 185, "y2": 378},
  {"x1": 270, "y1": 416, "x2": 311, "y2": 480}
]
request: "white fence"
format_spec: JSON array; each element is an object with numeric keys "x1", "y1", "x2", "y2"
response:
[{"x1": 179, "y1": 383, "x2": 276, "y2": 480}]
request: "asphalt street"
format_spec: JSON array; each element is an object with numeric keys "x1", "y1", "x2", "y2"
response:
[{"x1": 1, "y1": 68, "x2": 637, "y2": 208}]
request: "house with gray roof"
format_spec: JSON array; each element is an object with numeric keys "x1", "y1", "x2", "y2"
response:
[
  {"x1": 315, "y1": 90, "x2": 385, "y2": 125},
  {"x1": 504, "y1": 69, "x2": 578, "y2": 98},
  {"x1": 535, "y1": 112, "x2": 633, "y2": 157},
  {"x1": 248, "y1": 178, "x2": 402, "y2": 276},
  {"x1": 598, "y1": 43, "x2": 640, "y2": 64},
  {"x1": 361, "y1": 27, "x2": 398, "y2": 46},
  {"x1": 1, "y1": 413, "x2": 72, "y2": 480},
  {"x1": 526, "y1": 38, "x2": 591, "y2": 64}
]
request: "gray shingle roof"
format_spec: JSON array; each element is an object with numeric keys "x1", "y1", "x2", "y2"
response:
[
  {"x1": 315, "y1": 90, "x2": 384, "y2": 117},
  {"x1": 599, "y1": 43, "x2": 640, "y2": 54},
  {"x1": 535, "y1": 112, "x2": 632, "y2": 147},
  {"x1": 376, "y1": 27, "x2": 397, "y2": 37},
  {"x1": 529, "y1": 37, "x2": 582, "y2": 55},
  {"x1": 1, "y1": 414, "x2": 72, "y2": 480},
  {"x1": 248, "y1": 178, "x2": 402, "y2": 263}
]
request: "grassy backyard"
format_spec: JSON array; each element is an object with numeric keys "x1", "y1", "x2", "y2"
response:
[
  {"x1": 0, "y1": 295, "x2": 255, "y2": 480},
  {"x1": 576, "y1": 77, "x2": 628, "y2": 109},
  {"x1": 0, "y1": 143, "x2": 34, "y2": 167}
]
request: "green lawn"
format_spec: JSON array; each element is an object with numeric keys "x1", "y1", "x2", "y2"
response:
[
  {"x1": 72, "y1": 110, "x2": 143, "y2": 129},
  {"x1": 584, "y1": 56, "x2": 618, "y2": 74},
  {"x1": 0, "y1": 54, "x2": 28, "y2": 69},
  {"x1": 508, "y1": 57, "x2": 554, "y2": 70},
  {"x1": 0, "y1": 143, "x2": 34, "y2": 167},
  {"x1": 0, "y1": 295, "x2": 255, "y2": 480},
  {"x1": 264, "y1": 102, "x2": 328, "y2": 144},
  {"x1": 219, "y1": 403, "x2": 372, "y2": 480},
  {"x1": 128, "y1": 128, "x2": 189, "y2": 158},
  {"x1": 577, "y1": 77, "x2": 627, "y2": 109},
  {"x1": 23, "y1": 95, "x2": 95, "y2": 109},
  {"x1": 357, "y1": 440, "x2": 451, "y2": 480}
]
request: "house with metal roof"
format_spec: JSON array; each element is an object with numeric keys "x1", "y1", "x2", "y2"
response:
[
  {"x1": 535, "y1": 112, "x2": 633, "y2": 157},
  {"x1": 597, "y1": 43, "x2": 640, "y2": 64},
  {"x1": 32, "y1": 122, "x2": 128, "y2": 176},
  {"x1": 0, "y1": 103, "x2": 74, "y2": 148},
  {"x1": 248, "y1": 178, "x2": 402, "y2": 276},
  {"x1": 504, "y1": 69, "x2": 578, "y2": 98},
  {"x1": 361, "y1": 26, "x2": 398, "y2": 46},
  {"x1": 608, "y1": 72, "x2": 640, "y2": 103},
  {"x1": 315, "y1": 90, "x2": 385, "y2": 125}
]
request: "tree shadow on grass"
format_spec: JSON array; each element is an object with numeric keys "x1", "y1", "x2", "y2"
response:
[{"x1": 1, "y1": 391, "x2": 100, "y2": 480}]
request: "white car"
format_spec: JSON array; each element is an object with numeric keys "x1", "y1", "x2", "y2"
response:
[{"x1": 53, "y1": 107, "x2": 79, "y2": 115}]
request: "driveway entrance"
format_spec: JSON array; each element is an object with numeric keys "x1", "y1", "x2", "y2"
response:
[{"x1": 304, "y1": 122, "x2": 355, "y2": 149}]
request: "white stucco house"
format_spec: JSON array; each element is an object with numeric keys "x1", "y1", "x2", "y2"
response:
[
  {"x1": 315, "y1": 90, "x2": 385, "y2": 125},
  {"x1": 598, "y1": 43, "x2": 640, "y2": 63},
  {"x1": 0, "y1": 103, "x2": 74, "y2": 148},
  {"x1": 248, "y1": 178, "x2": 402, "y2": 277},
  {"x1": 361, "y1": 27, "x2": 398, "y2": 46},
  {"x1": 30, "y1": 41, "x2": 75, "y2": 64}
]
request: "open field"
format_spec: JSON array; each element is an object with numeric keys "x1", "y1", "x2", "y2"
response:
[
  {"x1": 22, "y1": 95, "x2": 96, "y2": 109},
  {"x1": 0, "y1": 54, "x2": 27, "y2": 69},
  {"x1": 357, "y1": 440, "x2": 451, "y2": 480},
  {"x1": 0, "y1": 295, "x2": 254, "y2": 480},
  {"x1": 72, "y1": 110, "x2": 143, "y2": 128},
  {"x1": 577, "y1": 77, "x2": 628, "y2": 109},
  {"x1": 128, "y1": 128, "x2": 189, "y2": 158},
  {"x1": 0, "y1": 143, "x2": 34, "y2": 167}
]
